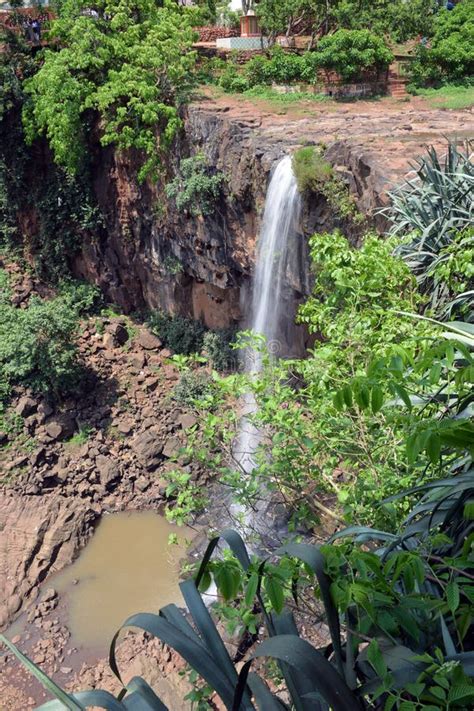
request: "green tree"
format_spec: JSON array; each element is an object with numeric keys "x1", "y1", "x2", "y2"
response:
[
  {"x1": 22, "y1": 0, "x2": 197, "y2": 180},
  {"x1": 410, "y1": 1, "x2": 474, "y2": 84},
  {"x1": 314, "y1": 29, "x2": 393, "y2": 82}
]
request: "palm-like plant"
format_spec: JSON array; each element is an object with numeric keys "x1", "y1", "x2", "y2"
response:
[{"x1": 387, "y1": 141, "x2": 474, "y2": 318}]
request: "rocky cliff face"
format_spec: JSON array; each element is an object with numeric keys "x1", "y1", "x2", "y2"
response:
[
  {"x1": 14, "y1": 97, "x2": 470, "y2": 340},
  {"x1": 70, "y1": 105, "x2": 389, "y2": 338}
]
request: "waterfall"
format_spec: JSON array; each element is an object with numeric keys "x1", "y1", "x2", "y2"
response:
[{"x1": 235, "y1": 154, "x2": 301, "y2": 496}]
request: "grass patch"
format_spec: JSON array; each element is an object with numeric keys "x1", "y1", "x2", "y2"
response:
[
  {"x1": 411, "y1": 84, "x2": 474, "y2": 110},
  {"x1": 65, "y1": 426, "x2": 93, "y2": 448}
]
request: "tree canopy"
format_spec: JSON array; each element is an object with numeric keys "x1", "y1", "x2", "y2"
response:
[{"x1": 22, "y1": 0, "x2": 197, "y2": 179}]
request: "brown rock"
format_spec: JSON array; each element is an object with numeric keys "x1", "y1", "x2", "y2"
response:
[
  {"x1": 137, "y1": 330, "x2": 162, "y2": 351},
  {"x1": 16, "y1": 396, "x2": 37, "y2": 417},
  {"x1": 162, "y1": 438, "x2": 181, "y2": 459},
  {"x1": 117, "y1": 421, "x2": 133, "y2": 435},
  {"x1": 102, "y1": 332, "x2": 115, "y2": 350},
  {"x1": 178, "y1": 414, "x2": 197, "y2": 429},
  {"x1": 106, "y1": 322, "x2": 129, "y2": 346},
  {"x1": 132, "y1": 428, "x2": 163, "y2": 471},
  {"x1": 95, "y1": 455, "x2": 121, "y2": 488}
]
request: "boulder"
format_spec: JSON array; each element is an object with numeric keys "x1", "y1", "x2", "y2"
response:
[
  {"x1": 95, "y1": 455, "x2": 121, "y2": 488},
  {"x1": 105, "y1": 322, "x2": 129, "y2": 346},
  {"x1": 178, "y1": 413, "x2": 197, "y2": 430},
  {"x1": 137, "y1": 330, "x2": 162, "y2": 351},
  {"x1": 162, "y1": 438, "x2": 181, "y2": 459},
  {"x1": 132, "y1": 428, "x2": 163, "y2": 471},
  {"x1": 16, "y1": 396, "x2": 37, "y2": 417}
]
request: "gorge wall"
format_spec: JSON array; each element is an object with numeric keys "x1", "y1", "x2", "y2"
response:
[{"x1": 10, "y1": 97, "x2": 471, "y2": 342}]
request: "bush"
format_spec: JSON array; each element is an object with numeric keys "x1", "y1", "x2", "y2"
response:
[
  {"x1": 315, "y1": 29, "x2": 393, "y2": 82},
  {"x1": 0, "y1": 277, "x2": 98, "y2": 402},
  {"x1": 165, "y1": 154, "x2": 225, "y2": 216},
  {"x1": 203, "y1": 328, "x2": 237, "y2": 371},
  {"x1": 173, "y1": 369, "x2": 214, "y2": 406},
  {"x1": 147, "y1": 311, "x2": 206, "y2": 355},
  {"x1": 292, "y1": 146, "x2": 361, "y2": 220},
  {"x1": 292, "y1": 146, "x2": 333, "y2": 193},
  {"x1": 409, "y1": 2, "x2": 474, "y2": 85}
]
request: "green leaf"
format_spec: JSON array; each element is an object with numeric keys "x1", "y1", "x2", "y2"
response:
[
  {"x1": 215, "y1": 565, "x2": 241, "y2": 601},
  {"x1": 446, "y1": 581, "x2": 460, "y2": 613},
  {"x1": 264, "y1": 575, "x2": 285, "y2": 614},
  {"x1": 425, "y1": 432, "x2": 441, "y2": 464},
  {"x1": 367, "y1": 640, "x2": 387, "y2": 678},
  {"x1": 371, "y1": 386, "x2": 384, "y2": 414},
  {"x1": 245, "y1": 573, "x2": 259, "y2": 607}
]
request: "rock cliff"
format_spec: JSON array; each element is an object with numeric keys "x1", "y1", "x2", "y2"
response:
[{"x1": 69, "y1": 96, "x2": 471, "y2": 342}]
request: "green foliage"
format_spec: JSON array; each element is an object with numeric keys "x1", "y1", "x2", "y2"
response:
[
  {"x1": 293, "y1": 145, "x2": 363, "y2": 221},
  {"x1": 388, "y1": 142, "x2": 474, "y2": 318},
  {"x1": 203, "y1": 328, "x2": 237, "y2": 371},
  {"x1": 410, "y1": 2, "x2": 474, "y2": 85},
  {"x1": 147, "y1": 310, "x2": 206, "y2": 355},
  {"x1": 173, "y1": 369, "x2": 215, "y2": 407},
  {"x1": 254, "y1": 0, "x2": 437, "y2": 44},
  {"x1": 292, "y1": 145, "x2": 333, "y2": 192},
  {"x1": 0, "y1": 277, "x2": 99, "y2": 403},
  {"x1": 165, "y1": 153, "x2": 225, "y2": 216},
  {"x1": 22, "y1": 0, "x2": 197, "y2": 180},
  {"x1": 315, "y1": 29, "x2": 393, "y2": 82},
  {"x1": 163, "y1": 469, "x2": 208, "y2": 525}
]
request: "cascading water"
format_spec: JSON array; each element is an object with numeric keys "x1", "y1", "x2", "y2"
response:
[{"x1": 233, "y1": 155, "x2": 301, "y2": 531}]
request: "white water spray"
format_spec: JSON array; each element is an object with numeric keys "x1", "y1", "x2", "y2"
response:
[{"x1": 235, "y1": 155, "x2": 301, "y2": 481}]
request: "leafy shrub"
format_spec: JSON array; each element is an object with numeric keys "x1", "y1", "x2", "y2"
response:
[
  {"x1": 315, "y1": 29, "x2": 393, "y2": 82},
  {"x1": 22, "y1": 0, "x2": 197, "y2": 180},
  {"x1": 218, "y1": 69, "x2": 251, "y2": 93},
  {"x1": 410, "y1": 2, "x2": 474, "y2": 85},
  {"x1": 147, "y1": 310, "x2": 206, "y2": 355},
  {"x1": 173, "y1": 369, "x2": 214, "y2": 406},
  {"x1": 165, "y1": 154, "x2": 225, "y2": 216},
  {"x1": 0, "y1": 278, "x2": 98, "y2": 402},
  {"x1": 203, "y1": 328, "x2": 237, "y2": 371},
  {"x1": 292, "y1": 145, "x2": 333, "y2": 192},
  {"x1": 388, "y1": 142, "x2": 474, "y2": 317},
  {"x1": 292, "y1": 146, "x2": 362, "y2": 221}
]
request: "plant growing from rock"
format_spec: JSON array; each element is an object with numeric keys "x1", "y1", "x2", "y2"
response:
[{"x1": 165, "y1": 153, "x2": 225, "y2": 216}]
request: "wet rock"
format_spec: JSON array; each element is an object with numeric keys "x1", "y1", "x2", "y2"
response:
[
  {"x1": 137, "y1": 330, "x2": 162, "y2": 351},
  {"x1": 41, "y1": 588, "x2": 57, "y2": 603}
]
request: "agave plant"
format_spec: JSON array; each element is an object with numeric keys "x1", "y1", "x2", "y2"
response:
[{"x1": 387, "y1": 141, "x2": 474, "y2": 317}]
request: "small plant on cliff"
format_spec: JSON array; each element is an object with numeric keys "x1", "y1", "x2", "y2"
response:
[
  {"x1": 292, "y1": 146, "x2": 362, "y2": 222},
  {"x1": 22, "y1": 0, "x2": 197, "y2": 180},
  {"x1": 165, "y1": 154, "x2": 225, "y2": 216}
]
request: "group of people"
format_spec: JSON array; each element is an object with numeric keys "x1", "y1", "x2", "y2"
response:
[{"x1": 23, "y1": 14, "x2": 47, "y2": 44}]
